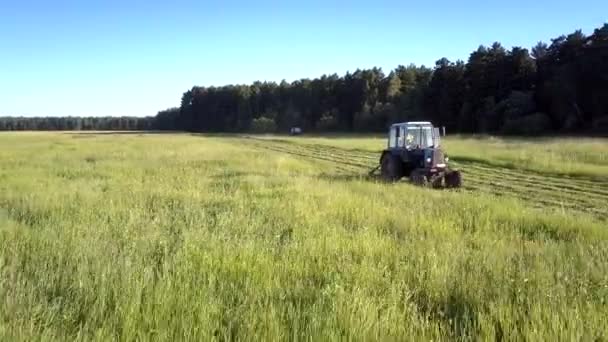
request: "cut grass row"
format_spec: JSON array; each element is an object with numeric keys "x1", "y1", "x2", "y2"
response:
[
  {"x1": 269, "y1": 134, "x2": 608, "y2": 180},
  {"x1": 458, "y1": 162, "x2": 608, "y2": 193},
  {"x1": 460, "y1": 165, "x2": 608, "y2": 202},
  {"x1": 244, "y1": 137, "x2": 608, "y2": 221},
  {"x1": 249, "y1": 136, "x2": 608, "y2": 189},
  {"x1": 462, "y1": 178, "x2": 608, "y2": 218}
]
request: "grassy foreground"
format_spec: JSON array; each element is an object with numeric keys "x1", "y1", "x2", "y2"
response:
[{"x1": 1, "y1": 132, "x2": 607, "y2": 341}]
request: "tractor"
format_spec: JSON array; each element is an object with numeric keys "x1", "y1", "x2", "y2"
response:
[{"x1": 373, "y1": 121, "x2": 462, "y2": 188}]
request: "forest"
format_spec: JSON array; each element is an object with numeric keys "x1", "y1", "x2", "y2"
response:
[
  {"x1": 0, "y1": 116, "x2": 155, "y2": 131},
  {"x1": 2, "y1": 24, "x2": 607, "y2": 135}
]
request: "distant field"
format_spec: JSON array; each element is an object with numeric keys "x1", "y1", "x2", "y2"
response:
[{"x1": 1, "y1": 132, "x2": 607, "y2": 340}]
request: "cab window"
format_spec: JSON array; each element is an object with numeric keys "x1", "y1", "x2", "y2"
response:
[{"x1": 388, "y1": 127, "x2": 397, "y2": 148}]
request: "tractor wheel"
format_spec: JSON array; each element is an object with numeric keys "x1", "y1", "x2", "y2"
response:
[
  {"x1": 410, "y1": 169, "x2": 427, "y2": 186},
  {"x1": 380, "y1": 154, "x2": 403, "y2": 182},
  {"x1": 445, "y1": 170, "x2": 462, "y2": 188},
  {"x1": 431, "y1": 175, "x2": 443, "y2": 189}
]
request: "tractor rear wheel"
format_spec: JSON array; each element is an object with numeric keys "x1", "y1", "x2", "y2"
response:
[
  {"x1": 380, "y1": 154, "x2": 403, "y2": 182},
  {"x1": 445, "y1": 170, "x2": 462, "y2": 188},
  {"x1": 410, "y1": 169, "x2": 427, "y2": 186}
]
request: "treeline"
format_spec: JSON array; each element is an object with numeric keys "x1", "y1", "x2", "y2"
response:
[
  {"x1": 0, "y1": 116, "x2": 156, "y2": 131},
  {"x1": 162, "y1": 24, "x2": 608, "y2": 135}
]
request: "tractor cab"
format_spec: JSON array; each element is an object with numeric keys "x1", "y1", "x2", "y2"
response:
[{"x1": 387, "y1": 121, "x2": 441, "y2": 150}]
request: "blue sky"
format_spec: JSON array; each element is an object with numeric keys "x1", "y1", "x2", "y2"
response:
[{"x1": 1, "y1": 0, "x2": 606, "y2": 117}]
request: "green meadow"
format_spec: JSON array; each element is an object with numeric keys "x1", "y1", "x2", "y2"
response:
[{"x1": 1, "y1": 132, "x2": 607, "y2": 341}]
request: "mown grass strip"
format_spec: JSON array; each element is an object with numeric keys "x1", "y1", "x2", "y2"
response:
[
  {"x1": 461, "y1": 166, "x2": 608, "y2": 203},
  {"x1": 247, "y1": 137, "x2": 608, "y2": 221},
  {"x1": 456, "y1": 161, "x2": 608, "y2": 193}
]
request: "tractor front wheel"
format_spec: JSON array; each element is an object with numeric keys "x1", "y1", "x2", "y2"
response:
[
  {"x1": 445, "y1": 170, "x2": 462, "y2": 188},
  {"x1": 381, "y1": 154, "x2": 403, "y2": 182},
  {"x1": 410, "y1": 169, "x2": 428, "y2": 186},
  {"x1": 430, "y1": 174, "x2": 443, "y2": 188}
]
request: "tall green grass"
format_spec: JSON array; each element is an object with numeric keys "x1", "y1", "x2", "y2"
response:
[{"x1": 1, "y1": 132, "x2": 607, "y2": 341}]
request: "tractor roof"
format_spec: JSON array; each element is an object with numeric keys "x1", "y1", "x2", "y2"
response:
[{"x1": 391, "y1": 121, "x2": 432, "y2": 127}]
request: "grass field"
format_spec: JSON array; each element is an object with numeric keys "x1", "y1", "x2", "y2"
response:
[{"x1": 1, "y1": 132, "x2": 607, "y2": 341}]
